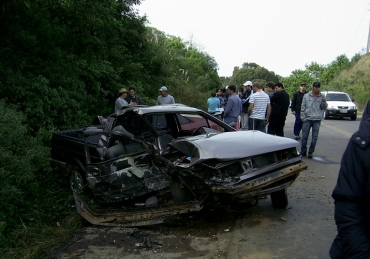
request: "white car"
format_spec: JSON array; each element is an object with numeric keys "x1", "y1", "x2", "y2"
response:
[{"x1": 323, "y1": 91, "x2": 357, "y2": 120}]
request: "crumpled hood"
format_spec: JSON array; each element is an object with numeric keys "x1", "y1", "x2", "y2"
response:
[{"x1": 169, "y1": 131, "x2": 300, "y2": 165}]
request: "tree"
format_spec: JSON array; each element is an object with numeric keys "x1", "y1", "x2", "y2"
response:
[{"x1": 227, "y1": 63, "x2": 280, "y2": 87}]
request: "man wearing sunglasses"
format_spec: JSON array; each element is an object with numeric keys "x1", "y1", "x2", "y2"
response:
[{"x1": 300, "y1": 82, "x2": 327, "y2": 158}]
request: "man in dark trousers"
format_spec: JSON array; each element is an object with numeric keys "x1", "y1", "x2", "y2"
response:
[
  {"x1": 241, "y1": 80, "x2": 253, "y2": 130},
  {"x1": 329, "y1": 98, "x2": 370, "y2": 259},
  {"x1": 267, "y1": 82, "x2": 290, "y2": 137},
  {"x1": 224, "y1": 85, "x2": 242, "y2": 128},
  {"x1": 291, "y1": 82, "x2": 307, "y2": 139}
]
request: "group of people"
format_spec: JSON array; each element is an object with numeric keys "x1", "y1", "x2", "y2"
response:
[
  {"x1": 115, "y1": 85, "x2": 175, "y2": 113},
  {"x1": 207, "y1": 80, "x2": 329, "y2": 159}
]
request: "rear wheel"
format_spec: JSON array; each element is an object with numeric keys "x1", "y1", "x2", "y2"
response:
[
  {"x1": 270, "y1": 189, "x2": 288, "y2": 209},
  {"x1": 350, "y1": 115, "x2": 357, "y2": 121}
]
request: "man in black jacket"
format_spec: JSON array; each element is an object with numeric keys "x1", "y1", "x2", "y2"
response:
[
  {"x1": 267, "y1": 82, "x2": 290, "y2": 137},
  {"x1": 291, "y1": 82, "x2": 307, "y2": 140},
  {"x1": 126, "y1": 87, "x2": 142, "y2": 105},
  {"x1": 241, "y1": 81, "x2": 253, "y2": 130},
  {"x1": 329, "y1": 98, "x2": 370, "y2": 259}
]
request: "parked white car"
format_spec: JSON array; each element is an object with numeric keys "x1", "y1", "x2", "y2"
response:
[{"x1": 323, "y1": 91, "x2": 357, "y2": 120}]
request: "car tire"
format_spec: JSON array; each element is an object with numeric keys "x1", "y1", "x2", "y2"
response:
[
  {"x1": 70, "y1": 167, "x2": 86, "y2": 194},
  {"x1": 270, "y1": 189, "x2": 288, "y2": 209},
  {"x1": 323, "y1": 110, "x2": 329, "y2": 120},
  {"x1": 170, "y1": 180, "x2": 193, "y2": 203},
  {"x1": 350, "y1": 115, "x2": 357, "y2": 121}
]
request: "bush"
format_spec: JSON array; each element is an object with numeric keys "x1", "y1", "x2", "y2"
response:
[{"x1": 0, "y1": 100, "x2": 72, "y2": 252}]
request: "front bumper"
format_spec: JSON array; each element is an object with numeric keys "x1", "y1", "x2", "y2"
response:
[
  {"x1": 211, "y1": 161, "x2": 308, "y2": 198},
  {"x1": 326, "y1": 109, "x2": 357, "y2": 118}
]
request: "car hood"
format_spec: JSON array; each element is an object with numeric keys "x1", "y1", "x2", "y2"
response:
[
  {"x1": 327, "y1": 101, "x2": 355, "y2": 108},
  {"x1": 169, "y1": 131, "x2": 300, "y2": 166}
]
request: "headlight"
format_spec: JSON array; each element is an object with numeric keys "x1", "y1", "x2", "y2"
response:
[{"x1": 348, "y1": 105, "x2": 357, "y2": 110}]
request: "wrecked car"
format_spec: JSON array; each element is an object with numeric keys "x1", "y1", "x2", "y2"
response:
[{"x1": 50, "y1": 104, "x2": 308, "y2": 226}]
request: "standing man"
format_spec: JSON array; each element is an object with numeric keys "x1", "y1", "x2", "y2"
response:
[
  {"x1": 268, "y1": 83, "x2": 290, "y2": 137},
  {"x1": 207, "y1": 92, "x2": 220, "y2": 114},
  {"x1": 115, "y1": 88, "x2": 129, "y2": 113},
  {"x1": 156, "y1": 86, "x2": 175, "y2": 105},
  {"x1": 223, "y1": 85, "x2": 242, "y2": 128},
  {"x1": 329, "y1": 98, "x2": 370, "y2": 259},
  {"x1": 291, "y1": 82, "x2": 307, "y2": 140},
  {"x1": 248, "y1": 82, "x2": 271, "y2": 131},
  {"x1": 300, "y1": 82, "x2": 327, "y2": 158},
  {"x1": 265, "y1": 81, "x2": 275, "y2": 100},
  {"x1": 241, "y1": 80, "x2": 253, "y2": 130},
  {"x1": 126, "y1": 87, "x2": 142, "y2": 105}
]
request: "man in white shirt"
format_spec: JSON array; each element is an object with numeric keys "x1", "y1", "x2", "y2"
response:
[
  {"x1": 248, "y1": 82, "x2": 271, "y2": 131},
  {"x1": 156, "y1": 86, "x2": 175, "y2": 105}
]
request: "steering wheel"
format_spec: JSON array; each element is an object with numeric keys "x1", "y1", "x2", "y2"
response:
[{"x1": 191, "y1": 126, "x2": 207, "y2": 136}]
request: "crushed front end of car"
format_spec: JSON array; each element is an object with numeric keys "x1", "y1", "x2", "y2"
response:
[{"x1": 166, "y1": 131, "x2": 307, "y2": 208}]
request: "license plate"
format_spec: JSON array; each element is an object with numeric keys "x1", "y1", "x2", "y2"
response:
[{"x1": 340, "y1": 109, "x2": 348, "y2": 113}]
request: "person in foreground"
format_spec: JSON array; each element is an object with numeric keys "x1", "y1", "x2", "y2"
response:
[
  {"x1": 329, "y1": 98, "x2": 370, "y2": 259},
  {"x1": 300, "y1": 81, "x2": 327, "y2": 158}
]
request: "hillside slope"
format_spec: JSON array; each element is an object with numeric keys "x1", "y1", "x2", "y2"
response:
[{"x1": 327, "y1": 52, "x2": 370, "y2": 112}]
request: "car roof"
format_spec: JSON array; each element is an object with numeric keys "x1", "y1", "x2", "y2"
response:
[{"x1": 112, "y1": 104, "x2": 203, "y2": 116}]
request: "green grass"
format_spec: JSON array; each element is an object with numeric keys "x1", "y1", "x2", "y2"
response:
[{"x1": 2, "y1": 213, "x2": 86, "y2": 259}]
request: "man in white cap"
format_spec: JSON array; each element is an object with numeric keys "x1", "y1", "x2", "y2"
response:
[
  {"x1": 156, "y1": 86, "x2": 175, "y2": 105},
  {"x1": 115, "y1": 88, "x2": 129, "y2": 113},
  {"x1": 241, "y1": 80, "x2": 253, "y2": 130}
]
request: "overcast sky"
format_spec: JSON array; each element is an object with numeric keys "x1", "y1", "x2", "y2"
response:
[{"x1": 136, "y1": 0, "x2": 370, "y2": 78}]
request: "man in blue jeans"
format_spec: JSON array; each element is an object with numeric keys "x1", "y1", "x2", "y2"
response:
[
  {"x1": 300, "y1": 82, "x2": 327, "y2": 158},
  {"x1": 223, "y1": 85, "x2": 242, "y2": 128},
  {"x1": 291, "y1": 82, "x2": 307, "y2": 139}
]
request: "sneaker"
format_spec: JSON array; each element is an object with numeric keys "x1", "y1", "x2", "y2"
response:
[
  {"x1": 295, "y1": 136, "x2": 301, "y2": 140},
  {"x1": 308, "y1": 152, "x2": 313, "y2": 158}
]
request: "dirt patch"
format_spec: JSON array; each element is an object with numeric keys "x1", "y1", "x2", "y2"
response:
[{"x1": 54, "y1": 207, "x2": 247, "y2": 259}]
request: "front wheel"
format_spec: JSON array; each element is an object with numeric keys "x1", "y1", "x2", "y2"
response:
[
  {"x1": 270, "y1": 189, "x2": 288, "y2": 209},
  {"x1": 323, "y1": 110, "x2": 329, "y2": 120},
  {"x1": 70, "y1": 168, "x2": 85, "y2": 194},
  {"x1": 170, "y1": 180, "x2": 194, "y2": 203},
  {"x1": 350, "y1": 115, "x2": 357, "y2": 121}
]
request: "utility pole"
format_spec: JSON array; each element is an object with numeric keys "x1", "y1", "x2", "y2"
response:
[
  {"x1": 368, "y1": 21, "x2": 370, "y2": 53},
  {"x1": 368, "y1": 21, "x2": 370, "y2": 52}
]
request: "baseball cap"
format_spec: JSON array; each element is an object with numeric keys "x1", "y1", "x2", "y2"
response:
[
  {"x1": 159, "y1": 86, "x2": 168, "y2": 91},
  {"x1": 300, "y1": 82, "x2": 307, "y2": 86},
  {"x1": 243, "y1": 81, "x2": 253, "y2": 86}
]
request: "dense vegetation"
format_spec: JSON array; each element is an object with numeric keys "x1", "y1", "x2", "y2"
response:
[{"x1": 0, "y1": 0, "x2": 369, "y2": 258}]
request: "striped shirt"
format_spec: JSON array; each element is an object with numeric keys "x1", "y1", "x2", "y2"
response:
[{"x1": 249, "y1": 91, "x2": 270, "y2": 119}]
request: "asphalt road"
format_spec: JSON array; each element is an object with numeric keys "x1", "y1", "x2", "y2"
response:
[
  {"x1": 56, "y1": 114, "x2": 360, "y2": 259},
  {"x1": 226, "y1": 115, "x2": 360, "y2": 259}
]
